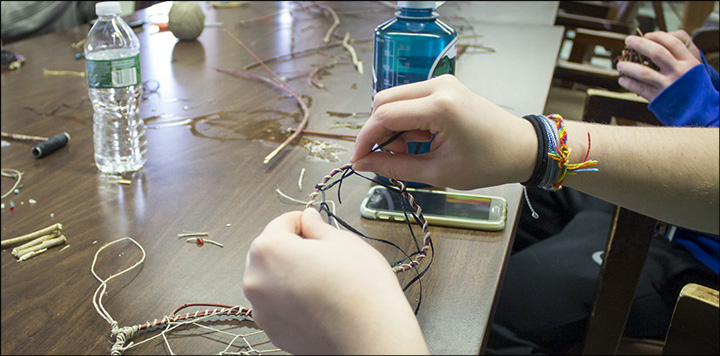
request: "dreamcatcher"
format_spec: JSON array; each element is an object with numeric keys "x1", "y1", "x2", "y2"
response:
[{"x1": 93, "y1": 160, "x2": 433, "y2": 355}]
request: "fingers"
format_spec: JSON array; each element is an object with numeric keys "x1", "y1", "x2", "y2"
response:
[
  {"x1": 642, "y1": 31, "x2": 697, "y2": 63},
  {"x1": 298, "y1": 208, "x2": 340, "y2": 240},
  {"x1": 372, "y1": 78, "x2": 437, "y2": 111},
  {"x1": 618, "y1": 74, "x2": 658, "y2": 100},
  {"x1": 352, "y1": 149, "x2": 434, "y2": 185},
  {"x1": 261, "y1": 210, "x2": 303, "y2": 237},
  {"x1": 668, "y1": 30, "x2": 702, "y2": 60},
  {"x1": 351, "y1": 96, "x2": 445, "y2": 162},
  {"x1": 624, "y1": 35, "x2": 675, "y2": 71}
]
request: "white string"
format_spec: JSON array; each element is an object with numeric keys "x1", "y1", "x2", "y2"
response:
[
  {"x1": 91, "y1": 237, "x2": 147, "y2": 328},
  {"x1": 91, "y1": 237, "x2": 281, "y2": 355},
  {"x1": 275, "y1": 186, "x2": 341, "y2": 230},
  {"x1": 1, "y1": 168, "x2": 23, "y2": 199}
]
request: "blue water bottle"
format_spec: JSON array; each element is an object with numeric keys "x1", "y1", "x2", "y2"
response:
[{"x1": 373, "y1": 1, "x2": 457, "y2": 187}]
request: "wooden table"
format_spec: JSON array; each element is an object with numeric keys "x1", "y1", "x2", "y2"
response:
[{"x1": 1, "y1": 2, "x2": 562, "y2": 354}]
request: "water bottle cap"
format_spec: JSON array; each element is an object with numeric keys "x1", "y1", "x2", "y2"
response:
[
  {"x1": 397, "y1": 1, "x2": 436, "y2": 9},
  {"x1": 96, "y1": 2, "x2": 121, "y2": 16}
]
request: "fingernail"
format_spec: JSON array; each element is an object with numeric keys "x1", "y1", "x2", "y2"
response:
[{"x1": 625, "y1": 36, "x2": 636, "y2": 45}]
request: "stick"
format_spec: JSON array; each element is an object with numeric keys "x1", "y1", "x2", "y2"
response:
[
  {"x1": 178, "y1": 232, "x2": 209, "y2": 238},
  {"x1": 11, "y1": 230, "x2": 62, "y2": 256},
  {"x1": 341, "y1": 32, "x2": 363, "y2": 74},
  {"x1": 287, "y1": 127, "x2": 357, "y2": 140},
  {"x1": 1, "y1": 223, "x2": 62, "y2": 249},
  {"x1": 1, "y1": 132, "x2": 48, "y2": 142},
  {"x1": 13, "y1": 235, "x2": 67, "y2": 258},
  {"x1": 243, "y1": 42, "x2": 341, "y2": 70},
  {"x1": 17, "y1": 248, "x2": 48, "y2": 262},
  {"x1": 316, "y1": 4, "x2": 340, "y2": 43},
  {"x1": 221, "y1": 29, "x2": 309, "y2": 164}
]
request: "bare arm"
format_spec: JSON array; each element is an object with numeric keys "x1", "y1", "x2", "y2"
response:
[{"x1": 561, "y1": 120, "x2": 719, "y2": 234}]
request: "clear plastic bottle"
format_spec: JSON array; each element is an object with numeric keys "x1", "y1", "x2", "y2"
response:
[
  {"x1": 84, "y1": 1, "x2": 146, "y2": 174},
  {"x1": 373, "y1": 0, "x2": 457, "y2": 186}
]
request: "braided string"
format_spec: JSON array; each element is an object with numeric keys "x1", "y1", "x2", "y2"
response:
[
  {"x1": 546, "y1": 114, "x2": 598, "y2": 190},
  {"x1": 307, "y1": 163, "x2": 432, "y2": 273},
  {"x1": 108, "y1": 305, "x2": 256, "y2": 355}
]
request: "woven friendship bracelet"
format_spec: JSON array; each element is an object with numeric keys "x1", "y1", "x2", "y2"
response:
[
  {"x1": 546, "y1": 114, "x2": 598, "y2": 189},
  {"x1": 522, "y1": 114, "x2": 598, "y2": 191},
  {"x1": 520, "y1": 115, "x2": 548, "y2": 187}
]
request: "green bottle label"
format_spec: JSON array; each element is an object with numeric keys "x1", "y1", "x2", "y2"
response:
[
  {"x1": 428, "y1": 37, "x2": 458, "y2": 79},
  {"x1": 86, "y1": 55, "x2": 141, "y2": 88}
]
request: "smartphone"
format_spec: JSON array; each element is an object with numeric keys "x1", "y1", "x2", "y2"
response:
[{"x1": 360, "y1": 186, "x2": 507, "y2": 231}]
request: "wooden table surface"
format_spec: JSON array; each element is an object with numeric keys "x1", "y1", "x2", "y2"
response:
[{"x1": 1, "y1": 2, "x2": 562, "y2": 354}]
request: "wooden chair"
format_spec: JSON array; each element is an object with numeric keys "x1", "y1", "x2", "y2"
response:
[
  {"x1": 574, "y1": 88, "x2": 720, "y2": 355},
  {"x1": 552, "y1": 1, "x2": 670, "y2": 92},
  {"x1": 553, "y1": 28, "x2": 628, "y2": 92}
]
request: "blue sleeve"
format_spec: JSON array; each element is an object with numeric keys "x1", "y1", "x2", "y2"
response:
[
  {"x1": 648, "y1": 63, "x2": 720, "y2": 127},
  {"x1": 673, "y1": 228, "x2": 719, "y2": 275}
]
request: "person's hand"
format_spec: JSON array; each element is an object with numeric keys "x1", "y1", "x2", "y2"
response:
[
  {"x1": 617, "y1": 30, "x2": 702, "y2": 101},
  {"x1": 243, "y1": 208, "x2": 429, "y2": 355},
  {"x1": 351, "y1": 74, "x2": 537, "y2": 190},
  {"x1": 667, "y1": 29, "x2": 702, "y2": 61}
]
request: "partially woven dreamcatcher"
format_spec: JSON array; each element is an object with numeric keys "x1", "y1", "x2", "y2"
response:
[{"x1": 93, "y1": 161, "x2": 433, "y2": 355}]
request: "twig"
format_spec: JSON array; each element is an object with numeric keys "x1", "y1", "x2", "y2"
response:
[
  {"x1": 315, "y1": 4, "x2": 340, "y2": 43},
  {"x1": 243, "y1": 42, "x2": 341, "y2": 70},
  {"x1": 287, "y1": 127, "x2": 357, "y2": 140},
  {"x1": 13, "y1": 235, "x2": 67, "y2": 258},
  {"x1": 42, "y1": 69, "x2": 85, "y2": 77},
  {"x1": 1, "y1": 132, "x2": 48, "y2": 142},
  {"x1": 216, "y1": 67, "x2": 310, "y2": 164},
  {"x1": 298, "y1": 168, "x2": 306, "y2": 192},
  {"x1": 178, "y1": 232, "x2": 209, "y2": 238},
  {"x1": 220, "y1": 30, "x2": 309, "y2": 164},
  {"x1": 341, "y1": 32, "x2": 363, "y2": 74},
  {"x1": 1, "y1": 223, "x2": 61, "y2": 249}
]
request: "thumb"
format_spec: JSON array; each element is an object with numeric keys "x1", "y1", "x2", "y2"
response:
[{"x1": 299, "y1": 208, "x2": 342, "y2": 240}]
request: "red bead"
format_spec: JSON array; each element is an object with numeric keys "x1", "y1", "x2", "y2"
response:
[{"x1": 9, "y1": 207, "x2": 14, "y2": 211}]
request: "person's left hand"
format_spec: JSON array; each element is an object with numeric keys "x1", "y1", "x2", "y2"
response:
[
  {"x1": 617, "y1": 30, "x2": 702, "y2": 101},
  {"x1": 243, "y1": 208, "x2": 429, "y2": 355}
]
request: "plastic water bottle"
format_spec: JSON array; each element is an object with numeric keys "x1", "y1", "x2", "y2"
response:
[
  {"x1": 373, "y1": 0, "x2": 457, "y2": 186},
  {"x1": 84, "y1": 1, "x2": 146, "y2": 174}
]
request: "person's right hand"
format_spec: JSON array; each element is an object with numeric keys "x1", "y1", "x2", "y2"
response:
[{"x1": 351, "y1": 75, "x2": 537, "y2": 190}]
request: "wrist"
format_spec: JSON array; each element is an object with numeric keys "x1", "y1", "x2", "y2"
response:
[{"x1": 522, "y1": 114, "x2": 598, "y2": 190}]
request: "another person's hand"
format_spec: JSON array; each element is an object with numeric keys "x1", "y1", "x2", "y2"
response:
[
  {"x1": 351, "y1": 75, "x2": 537, "y2": 190},
  {"x1": 243, "y1": 208, "x2": 429, "y2": 355},
  {"x1": 617, "y1": 30, "x2": 702, "y2": 101}
]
